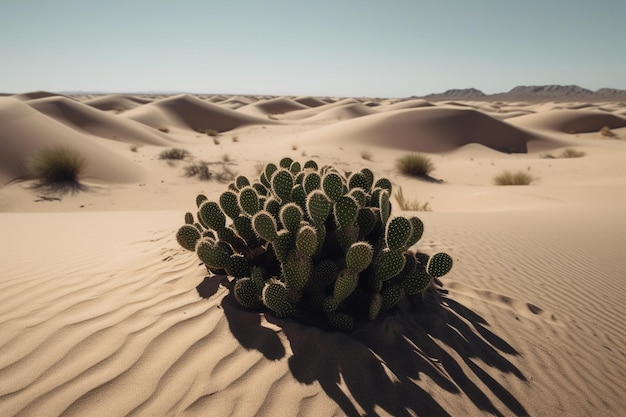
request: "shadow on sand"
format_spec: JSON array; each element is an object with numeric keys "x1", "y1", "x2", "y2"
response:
[{"x1": 197, "y1": 276, "x2": 528, "y2": 417}]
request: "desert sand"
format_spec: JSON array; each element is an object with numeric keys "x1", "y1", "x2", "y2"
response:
[{"x1": 1, "y1": 90, "x2": 626, "y2": 417}]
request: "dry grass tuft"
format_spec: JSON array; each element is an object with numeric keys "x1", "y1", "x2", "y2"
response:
[
  {"x1": 159, "y1": 148, "x2": 190, "y2": 160},
  {"x1": 493, "y1": 170, "x2": 534, "y2": 185},
  {"x1": 394, "y1": 186, "x2": 431, "y2": 211},
  {"x1": 600, "y1": 126, "x2": 616, "y2": 138},
  {"x1": 361, "y1": 150, "x2": 373, "y2": 161},
  {"x1": 27, "y1": 147, "x2": 86, "y2": 194},
  {"x1": 560, "y1": 148, "x2": 586, "y2": 158},
  {"x1": 395, "y1": 153, "x2": 435, "y2": 177}
]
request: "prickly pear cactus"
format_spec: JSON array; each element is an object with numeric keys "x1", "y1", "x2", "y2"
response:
[{"x1": 176, "y1": 158, "x2": 453, "y2": 332}]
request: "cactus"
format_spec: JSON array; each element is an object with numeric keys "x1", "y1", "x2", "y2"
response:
[
  {"x1": 280, "y1": 202, "x2": 303, "y2": 232},
  {"x1": 345, "y1": 242, "x2": 374, "y2": 272},
  {"x1": 333, "y1": 269, "x2": 359, "y2": 302},
  {"x1": 306, "y1": 190, "x2": 331, "y2": 225},
  {"x1": 252, "y1": 211, "x2": 278, "y2": 242},
  {"x1": 238, "y1": 186, "x2": 260, "y2": 216},
  {"x1": 196, "y1": 240, "x2": 230, "y2": 269},
  {"x1": 219, "y1": 190, "x2": 241, "y2": 220},
  {"x1": 271, "y1": 169, "x2": 294, "y2": 203},
  {"x1": 176, "y1": 157, "x2": 453, "y2": 332},
  {"x1": 322, "y1": 171, "x2": 344, "y2": 202},
  {"x1": 234, "y1": 277, "x2": 261, "y2": 308},
  {"x1": 385, "y1": 216, "x2": 413, "y2": 251},
  {"x1": 176, "y1": 224, "x2": 201, "y2": 251},
  {"x1": 262, "y1": 279, "x2": 298, "y2": 318},
  {"x1": 199, "y1": 201, "x2": 226, "y2": 231},
  {"x1": 334, "y1": 196, "x2": 359, "y2": 229},
  {"x1": 428, "y1": 252, "x2": 454, "y2": 278}
]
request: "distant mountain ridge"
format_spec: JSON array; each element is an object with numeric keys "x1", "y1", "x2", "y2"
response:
[{"x1": 420, "y1": 85, "x2": 626, "y2": 101}]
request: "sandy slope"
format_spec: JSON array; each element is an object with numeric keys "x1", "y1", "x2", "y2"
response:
[{"x1": 1, "y1": 92, "x2": 626, "y2": 417}]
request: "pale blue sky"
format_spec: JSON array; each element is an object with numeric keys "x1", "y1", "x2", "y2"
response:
[{"x1": 1, "y1": 0, "x2": 624, "y2": 97}]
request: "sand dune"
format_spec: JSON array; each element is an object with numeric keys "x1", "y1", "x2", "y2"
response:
[
  {"x1": 27, "y1": 96, "x2": 173, "y2": 146},
  {"x1": 83, "y1": 94, "x2": 152, "y2": 111},
  {"x1": 12, "y1": 91, "x2": 67, "y2": 101},
  {"x1": 121, "y1": 94, "x2": 276, "y2": 132},
  {"x1": 0, "y1": 98, "x2": 143, "y2": 184},
  {"x1": 1, "y1": 92, "x2": 626, "y2": 417},
  {"x1": 293, "y1": 96, "x2": 327, "y2": 107},
  {"x1": 237, "y1": 97, "x2": 309, "y2": 116},
  {"x1": 508, "y1": 108, "x2": 626, "y2": 133},
  {"x1": 299, "y1": 106, "x2": 562, "y2": 153},
  {"x1": 378, "y1": 98, "x2": 435, "y2": 111}
]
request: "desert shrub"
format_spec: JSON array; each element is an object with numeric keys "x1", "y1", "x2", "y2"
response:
[
  {"x1": 395, "y1": 153, "x2": 434, "y2": 177},
  {"x1": 176, "y1": 158, "x2": 453, "y2": 332},
  {"x1": 28, "y1": 147, "x2": 86, "y2": 193},
  {"x1": 202, "y1": 128, "x2": 220, "y2": 137},
  {"x1": 130, "y1": 144, "x2": 140, "y2": 152},
  {"x1": 600, "y1": 126, "x2": 616, "y2": 138},
  {"x1": 361, "y1": 150, "x2": 373, "y2": 161},
  {"x1": 394, "y1": 187, "x2": 431, "y2": 211},
  {"x1": 184, "y1": 161, "x2": 213, "y2": 180},
  {"x1": 158, "y1": 126, "x2": 170, "y2": 133},
  {"x1": 159, "y1": 148, "x2": 190, "y2": 160},
  {"x1": 560, "y1": 148, "x2": 586, "y2": 158},
  {"x1": 493, "y1": 170, "x2": 534, "y2": 185}
]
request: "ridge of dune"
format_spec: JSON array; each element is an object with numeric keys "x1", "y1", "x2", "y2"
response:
[
  {"x1": 121, "y1": 94, "x2": 277, "y2": 132},
  {"x1": 378, "y1": 98, "x2": 435, "y2": 111},
  {"x1": 277, "y1": 98, "x2": 366, "y2": 121},
  {"x1": 299, "y1": 106, "x2": 562, "y2": 153},
  {"x1": 83, "y1": 94, "x2": 152, "y2": 111},
  {"x1": 0, "y1": 98, "x2": 144, "y2": 184},
  {"x1": 507, "y1": 108, "x2": 626, "y2": 133},
  {"x1": 293, "y1": 96, "x2": 327, "y2": 108},
  {"x1": 12, "y1": 91, "x2": 67, "y2": 101},
  {"x1": 27, "y1": 96, "x2": 172, "y2": 146},
  {"x1": 237, "y1": 97, "x2": 310, "y2": 116}
]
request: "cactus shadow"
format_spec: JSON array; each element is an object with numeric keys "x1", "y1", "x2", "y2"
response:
[{"x1": 221, "y1": 287, "x2": 529, "y2": 417}]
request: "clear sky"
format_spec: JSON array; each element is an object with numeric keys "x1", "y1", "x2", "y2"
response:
[{"x1": 1, "y1": 0, "x2": 624, "y2": 97}]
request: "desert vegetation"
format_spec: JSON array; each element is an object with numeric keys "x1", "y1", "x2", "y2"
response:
[
  {"x1": 158, "y1": 148, "x2": 190, "y2": 160},
  {"x1": 27, "y1": 146, "x2": 86, "y2": 194},
  {"x1": 493, "y1": 170, "x2": 534, "y2": 185},
  {"x1": 394, "y1": 186, "x2": 431, "y2": 211},
  {"x1": 395, "y1": 153, "x2": 435, "y2": 178},
  {"x1": 600, "y1": 126, "x2": 617, "y2": 138},
  {"x1": 360, "y1": 150, "x2": 373, "y2": 161},
  {"x1": 176, "y1": 157, "x2": 453, "y2": 332}
]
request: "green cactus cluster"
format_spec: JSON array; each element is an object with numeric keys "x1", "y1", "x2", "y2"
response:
[{"x1": 176, "y1": 157, "x2": 453, "y2": 332}]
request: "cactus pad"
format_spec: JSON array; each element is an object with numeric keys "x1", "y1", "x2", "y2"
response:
[
  {"x1": 176, "y1": 224, "x2": 201, "y2": 251},
  {"x1": 427, "y1": 252, "x2": 453, "y2": 278}
]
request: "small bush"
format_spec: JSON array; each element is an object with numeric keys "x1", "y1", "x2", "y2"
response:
[
  {"x1": 158, "y1": 126, "x2": 170, "y2": 133},
  {"x1": 222, "y1": 154, "x2": 231, "y2": 163},
  {"x1": 232, "y1": 136, "x2": 239, "y2": 143},
  {"x1": 361, "y1": 150, "x2": 373, "y2": 161},
  {"x1": 159, "y1": 148, "x2": 190, "y2": 160},
  {"x1": 203, "y1": 129, "x2": 220, "y2": 137},
  {"x1": 395, "y1": 153, "x2": 434, "y2": 177},
  {"x1": 184, "y1": 161, "x2": 212, "y2": 180},
  {"x1": 28, "y1": 147, "x2": 86, "y2": 193},
  {"x1": 600, "y1": 126, "x2": 616, "y2": 138},
  {"x1": 130, "y1": 144, "x2": 140, "y2": 152},
  {"x1": 394, "y1": 187, "x2": 431, "y2": 211},
  {"x1": 493, "y1": 170, "x2": 534, "y2": 185},
  {"x1": 560, "y1": 148, "x2": 586, "y2": 158}
]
